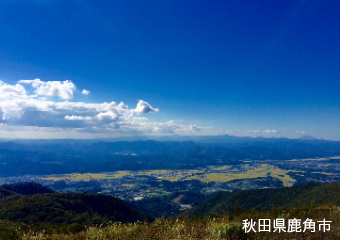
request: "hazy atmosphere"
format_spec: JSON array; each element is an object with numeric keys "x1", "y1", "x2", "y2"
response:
[
  {"x1": 0, "y1": 0, "x2": 339, "y2": 140},
  {"x1": 1, "y1": 2, "x2": 340, "y2": 239}
]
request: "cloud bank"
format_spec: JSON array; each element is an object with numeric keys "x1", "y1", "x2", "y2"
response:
[
  {"x1": 244, "y1": 130, "x2": 280, "y2": 134},
  {"x1": 0, "y1": 79, "x2": 207, "y2": 135}
]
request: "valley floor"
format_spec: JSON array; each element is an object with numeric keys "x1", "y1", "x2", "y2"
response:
[{"x1": 2, "y1": 156, "x2": 340, "y2": 202}]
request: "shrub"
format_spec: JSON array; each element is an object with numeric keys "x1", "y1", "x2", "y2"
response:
[{"x1": 213, "y1": 223, "x2": 247, "y2": 239}]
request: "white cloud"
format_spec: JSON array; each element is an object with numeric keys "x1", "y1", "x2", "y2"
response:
[
  {"x1": 20, "y1": 79, "x2": 75, "y2": 99},
  {"x1": 149, "y1": 121, "x2": 189, "y2": 133},
  {"x1": 296, "y1": 131, "x2": 307, "y2": 135},
  {"x1": 96, "y1": 111, "x2": 118, "y2": 123},
  {"x1": 245, "y1": 130, "x2": 280, "y2": 134},
  {"x1": 244, "y1": 130, "x2": 260, "y2": 133},
  {"x1": 264, "y1": 130, "x2": 279, "y2": 134},
  {"x1": 0, "y1": 79, "x2": 209, "y2": 135},
  {"x1": 131, "y1": 100, "x2": 159, "y2": 115},
  {"x1": 132, "y1": 117, "x2": 148, "y2": 121},
  {"x1": 0, "y1": 81, "x2": 26, "y2": 99},
  {"x1": 82, "y1": 89, "x2": 90, "y2": 95},
  {"x1": 189, "y1": 125, "x2": 203, "y2": 132},
  {"x1": 215, "y1": 130, "x2": 234, "y2": 134},
  {"x1": 65, "y1": 115, "x2": 92, "y2": 120}
]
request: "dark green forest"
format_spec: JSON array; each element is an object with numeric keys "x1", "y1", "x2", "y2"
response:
[
  {"x1": 129, "y1": 191, "x2": 210, "y2": 219},
  {"x1": 1, "y1": 182, "x2": 340, "y2": 239},
  {"x1": 188, "y1": 182, "x2": 340, "y2": 217},
  {"x1": 0, "y1": 183, "x2": 148, "y2": 234}
]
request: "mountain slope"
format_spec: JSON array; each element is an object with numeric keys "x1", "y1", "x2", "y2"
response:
[
  {"x1": 0, "y1": 192, "x2": 148, "y2": 226},
  {"x1": 1, "y1": 182, "x2": 55, "y2": 195},
  {"x1": 0, "y1": 188, "x2": 18, "y2": 199},
  {"x1": 188, "y1": 182, "x2": 340, "y2": 217},
  {"x1": 130, "y1": 191, "x2": 209, "y2": 219}
]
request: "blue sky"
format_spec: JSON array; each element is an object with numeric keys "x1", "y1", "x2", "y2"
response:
[{"x1": 0, "y1": 0, "x2": 339, "y2": 140}]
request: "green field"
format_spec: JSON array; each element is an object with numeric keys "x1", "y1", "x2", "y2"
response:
[{"x1": 42, "y1": 164, "x2": 300, "y2": 187}]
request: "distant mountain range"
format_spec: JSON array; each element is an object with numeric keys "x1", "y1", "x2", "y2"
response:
[
  {"x1": 0, "y1": 134, "x2": 322, "y2": 145},
  {"x1": 1, "y1": 137, "x2": 340, "y2": 175}
]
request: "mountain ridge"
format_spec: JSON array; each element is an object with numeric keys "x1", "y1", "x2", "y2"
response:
[{"x1": 187, "y1": 182, "x2": 340, "y2": 217}]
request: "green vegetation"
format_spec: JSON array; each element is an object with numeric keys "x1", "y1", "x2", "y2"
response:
[
  {"x1": 130, "y1": 191, "x2": 209, "y2": 219},
  {"x1": 205, "y1": 164, "x2": 297, "y2": 186},
  {"x1": 42, "y1": 163, "x2": 296, "y2": 188},
  {"x1": 0, "y1": 183, "x2": 148, "y2": 235},
  {"x1": 1, "y1": 182, "x2": 54, "y2": 199},
  {"x1": 1, "y1": 182, "x2": 54, "y2": 195},
  {"x1": 0, "y1": 188, "x2": 18, "y2": 199},
  {"x1": 188, "y1": 182, "x2": 340, "y2": 217},
  {"x1": 43, "y1": 171, "x2": 131, "y2": 181},
  {"x1": 1, "y1": 207, "x2": 340, "y2": 239},
  {"x1": 1, "y1": 182, "x2": 340, "y2": 239}
]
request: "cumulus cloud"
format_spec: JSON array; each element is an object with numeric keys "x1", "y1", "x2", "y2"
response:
[
  {"x1": 0, "y1": 79, "x2": 209, "y2": 135},
  {"x1": 82, "y1": 89, "x2": 90, "y2": 95},
  {"x1": 131, "y1": 100, "x2": 159, "y2": 115},
  {"x1": 0, "y1": 81, "x2": 26, "y2": 99},
  {"x1": 189, "y1": 125, "x2": 203, "y2": 132},
  {"x1": 96, "y1": 111, "x2": 119, "y2": 123},
  {"x1": 20, "y1": 79, "x2": 75, "y2": 99}
]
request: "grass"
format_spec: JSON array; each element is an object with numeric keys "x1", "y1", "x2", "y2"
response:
[
  {"x1": 205, "y1": 164, "x2": 297, "y2": 186},
  {"x1": 5, "y1": 206, "x2": 340, "y2": 239}
]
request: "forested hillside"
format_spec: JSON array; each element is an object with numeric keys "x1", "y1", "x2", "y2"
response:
[
  {"x1": 1, "y1": 182, "x2": 54, "y2": 195},
  {"x1": 0, "y1": 183, "x2": 148, "y2": 233},
  {"x1": 0, "y1": 188, "x2": 18, "y2": 199},
  {"x1": 188, "y1": 182, "x2": 340, "y2": 217},
  {"x1": 130, "y1": 191, "x2": 209, "y2": 219},
  {"x1": 1, "y1": 182, "x2": 340, "y2": 239}
]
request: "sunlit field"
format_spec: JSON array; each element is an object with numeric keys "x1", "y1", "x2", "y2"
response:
[{"x1": 41, "y1": 163, "x2": 301, "y2": 187}]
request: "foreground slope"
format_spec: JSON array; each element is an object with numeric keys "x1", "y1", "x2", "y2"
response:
[
  {"x1": 1, "y1": 182, "x2": 340, "y2": 239},
  {"x1": 2, "y1": 207, "x2": 339, "y2": 240},
  {"x1": 188, "y1": 182, "x2": 340, "y2": 217},
  {"x1": 0, "y1": 193, "x2": 148, "y2": 226}
]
